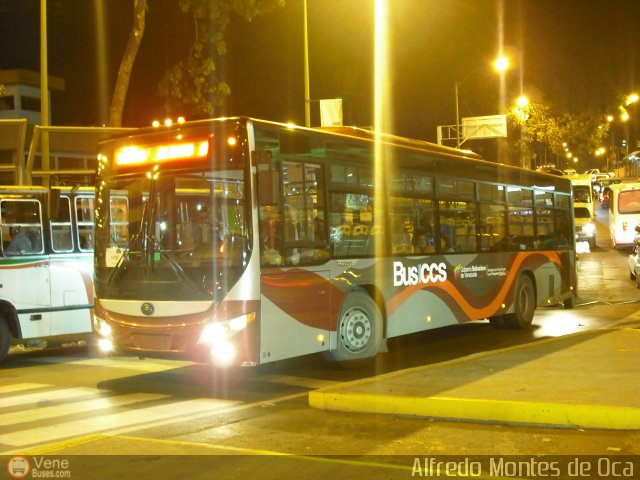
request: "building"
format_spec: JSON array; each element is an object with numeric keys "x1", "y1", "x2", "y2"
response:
[{"x1": 0, "y1": 69, "x2": 130, "y2": 186}]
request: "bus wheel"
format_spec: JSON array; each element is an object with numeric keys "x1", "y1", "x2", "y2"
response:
[
  {"x1": 488, "y1": 316, "x2": 506, "y2": 329},
  {"x1": 324, "y1": 291, "x2": 383, "y2": 364},
  {"x1": 504, "y1": 275, "x2": 535, "y2": 329},
  {"x1": 563, "y1": 295, "x2": 575, "y2": 309},
  {"x1": 0, "y1": 319, "x2": 10, "y2": 363}
]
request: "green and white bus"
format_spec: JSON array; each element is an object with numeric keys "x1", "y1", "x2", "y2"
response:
[
  {"x1": 93, "y1": 117, "x2": 577, "y2": 367},
  {"x1": 0, "y1": 185, "x2": 96, "y2": 362}
]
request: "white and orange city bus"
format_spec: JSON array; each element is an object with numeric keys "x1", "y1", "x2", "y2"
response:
[
  {"x1": 0, "y1": 185, "x2": 96, "y2": 362},
  {"x1": 92, "y1": 117, "x2": 577, "y2": 366}
]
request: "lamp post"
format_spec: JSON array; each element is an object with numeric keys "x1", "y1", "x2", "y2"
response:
[
  {"x1": 454, "y1": 55, "x2": 510, "y2": 149},
  {"x1": 303, "y1": 0, "x2": 311, "y2": 128},
  {"x1": 40, "y1": 0, "x2": 50, "y2": 186}
]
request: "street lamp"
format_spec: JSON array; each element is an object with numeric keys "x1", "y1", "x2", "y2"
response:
[
  {"x1": 454, "y1": 55, "x2": 510, "y2": 148},
  {"x1": 303, "y1": 0, "x2": 311, "y2": 128}
]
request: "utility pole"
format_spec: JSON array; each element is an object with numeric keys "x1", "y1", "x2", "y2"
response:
[{"x1": 303, "y1": 0, "x2": 311, "y2": 128}]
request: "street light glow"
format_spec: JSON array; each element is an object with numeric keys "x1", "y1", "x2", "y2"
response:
[
  {"x1": 493, "y1": 55, "x2": 510, "y2": 72},
  {"x1": 516, "y1": 95, "x2": 529, "y2": 108},
  {"x1": 625, "y1": 93, "x2": 639, "y2": 105}
]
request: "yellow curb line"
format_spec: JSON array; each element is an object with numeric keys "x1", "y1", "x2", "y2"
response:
[
  {"x1": 4, "y1": 433, "x2": 108, "y2": 456},
  {"x1": 309, "y1": 391, "x2": 640, "y2": 430}
]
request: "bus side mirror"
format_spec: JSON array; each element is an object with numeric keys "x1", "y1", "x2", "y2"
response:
[
  {"x1": 254, "y1": 150, "x2": 280, "y2": 206},
  {"x1": 257, "y1": 170, "x2": 280, "y2": 206}
]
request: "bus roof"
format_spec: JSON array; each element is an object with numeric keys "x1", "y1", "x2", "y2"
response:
[
  {"x1": 99, "y1": 116, "x2": 571, "y2": 193},
  {"x1": 0, "y1": 185, "x2": 94, "y2": 195}
]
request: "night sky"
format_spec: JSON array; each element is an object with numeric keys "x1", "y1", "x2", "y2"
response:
[{"x1": 0, "y1": 0, "x2": 638, "y2": 144}]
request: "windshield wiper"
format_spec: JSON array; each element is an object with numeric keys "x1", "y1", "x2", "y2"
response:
[{"x1": 144, "y1": 234, "x2": 202, "y2": 294}]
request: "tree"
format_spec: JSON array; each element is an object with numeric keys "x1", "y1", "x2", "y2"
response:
[
  {"x1": 108, "y1": 0, "x2": 284, "y2": 127},
  {"x1": 507, "y1": 94, "x2": 610, "y2": 169},
  {"x1": 158, "y1": 0, "x2": 284, "y2": 118},
  {"x1": 108, "y1": 0, "x2": 146, "y2": 127}
]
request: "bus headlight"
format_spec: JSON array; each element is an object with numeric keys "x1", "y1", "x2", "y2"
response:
[
  {"x1": 198, "y1": 311, "x2": 255, "y2": 345},
  {"x1": 98, "y1": 338, "x2": 114, "y2": 352},
  {"x1": 199, "y1": 322, "x2": 228, "y2": 344},
  {"x1": 211, "y1": 342, "x2": 236, "y2": 364},
  {"x1": 97, "y1": 319, "x2": 112, "y2": 338}
]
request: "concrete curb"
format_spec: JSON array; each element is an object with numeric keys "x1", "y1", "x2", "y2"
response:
[
  {"x1": 309, "y1": 391, "x2": 640, "y2": 430},
  {"x1": 309, "y1": 326, "x2": 640, "y2": 430}
]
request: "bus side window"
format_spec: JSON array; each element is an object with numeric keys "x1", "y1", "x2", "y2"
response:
[
  {"x1": 51, "y1": 196, "x2": 73, "y2": 253},
  {"x1": 1, "y1": 199, "x2": 44, "y2": 255},
  {"x1": 52, "y1": 225, "x2": 72, "y2": 251},
  {"x1": 1, "y1": 225, "x2": 9, "y2": 253}
]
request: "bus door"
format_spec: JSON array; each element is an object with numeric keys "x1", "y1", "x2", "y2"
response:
[
  {"x1": 48, "y1": 193, "x2": 94, "y2": 336},
  {"x1": 257, "y1": 157, "x2": 332, "y2": 362},
  {"x1": 0, "y1": 195, "x2": 51, "y2": 338}
]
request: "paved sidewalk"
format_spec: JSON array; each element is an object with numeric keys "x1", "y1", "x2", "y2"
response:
[{"x1": 309, "y1": 326, "x2": 640, "y2": 430}]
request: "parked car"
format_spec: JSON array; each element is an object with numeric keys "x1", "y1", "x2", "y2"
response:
[
  {"x1": 574, "y1": 206, "x2": 596, "y2": 250},
  {"x1": 627, "y1": 232, "x2": 640, "y2": 288},
  {"x1": 563, "y1": 168, "x2": 577, "y2": 176},
  {"x1": 584, "y1": 168, "x2": 615, "y2": 182},
  {"x1": 536, "y1": 165, "x2": 564, "y2": 176}
]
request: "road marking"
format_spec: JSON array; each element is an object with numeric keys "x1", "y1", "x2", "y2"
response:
[
  {"x1": 0, "y1": 383, "x2": 51, "y2": 394},
  {"x1": 0, "y1": 387, "x2": 101, "y2": 409},
  {"x1": 21, "y1": 356, "x2": 194, "y2": 373},
  {"x1": 0, "y1": 397, "x2": 240, "y2": 447},
  {"x1": 0, "y1": 392, "x2": 166, "y2": 427}
]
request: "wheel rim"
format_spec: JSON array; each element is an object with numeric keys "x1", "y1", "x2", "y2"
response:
[{"x1": 340, "y1": 307, "x2": 372, "y2": 352}]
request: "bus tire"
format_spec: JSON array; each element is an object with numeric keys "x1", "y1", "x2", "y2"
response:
[
  {"x1": 563, "y1": 294, "x2": 575, "y2": 309},
  {"x1": 0, "y1": 318, "x2": 10, "y2": 363},
  {"x1": 324, "y1": 291, "x2": 383, "y2": 364},
  {"x1": 504, "y1": 274, "x2": 535, "y2": 329},
  {"x1": 488, "y1": 315, "x2": 506, "y2": 329}
]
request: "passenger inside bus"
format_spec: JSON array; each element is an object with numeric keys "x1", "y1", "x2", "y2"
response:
[
  {"x1": 441, "y1": 234, "x2": 456, "y2": 252},
  {"x1": 413, "y1": 226, "x2": 436, "y2": 253},
  {"x1": 6, "y1": 227, "x2": 32, "y2": 254},
  {"x1": 260, "y1": 205, "x2": 284, "y2": 265}
]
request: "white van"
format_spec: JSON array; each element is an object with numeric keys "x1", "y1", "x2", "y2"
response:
[
  {"x1": 570, "y1": 175, "x2": 594, "y2": 218},
  {"x1": 608, "y1": 182, "x2": 640, "y2": 248}
]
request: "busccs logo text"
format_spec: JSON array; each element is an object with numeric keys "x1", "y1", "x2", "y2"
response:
[{"x1": 393, "y1": 261, "x2": 447, "y2": 287}]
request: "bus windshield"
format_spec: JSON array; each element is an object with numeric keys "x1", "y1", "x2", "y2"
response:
[{"x1": 94, "y1": 170, "x2": 250, "y2": 301}]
